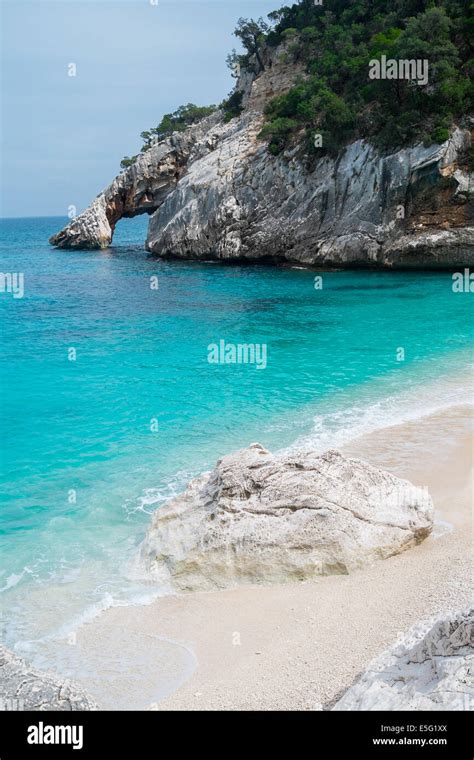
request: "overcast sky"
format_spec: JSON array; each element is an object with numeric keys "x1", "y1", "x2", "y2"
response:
[{"x1": 1, "y1": 0, "x2": 276, "y2": 217}]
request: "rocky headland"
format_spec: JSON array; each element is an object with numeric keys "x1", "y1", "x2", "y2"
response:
[{"x1": 49, "y1": 41, "x2": 473, "y2": 268}]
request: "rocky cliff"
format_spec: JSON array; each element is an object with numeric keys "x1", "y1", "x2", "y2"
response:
[{"x1": 50, "y1": 45, "x2": 474, "y2": 267}]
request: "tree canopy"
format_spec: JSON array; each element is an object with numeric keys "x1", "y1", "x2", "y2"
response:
[
  {"x1": 256, "y1": 0, "x2": 473, "y2": 155},
  {"x1": 121, "y1": 0, "x2": 473, "y2": 168},
  {"x1": 234, "y1": 17, "x2": 271, "y2": 72},
  {"x1": 120, "y1": 103, "x2": 216, "y2": 169}
]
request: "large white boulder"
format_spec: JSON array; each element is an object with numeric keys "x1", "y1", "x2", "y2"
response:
[{"x1": 140, "y1": 444, "x2": 434, "y2": 591}]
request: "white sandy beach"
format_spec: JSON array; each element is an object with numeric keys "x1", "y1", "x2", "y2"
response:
[{"x1": 71, "y1": 404, "x2": 473, "y2": 710}]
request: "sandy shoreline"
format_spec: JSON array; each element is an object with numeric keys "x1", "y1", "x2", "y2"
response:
[{"x1": 71, "y1": 404, "x2": 472, "y2": 710}]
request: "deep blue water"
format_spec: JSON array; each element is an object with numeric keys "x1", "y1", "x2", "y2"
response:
[{"x1": 1, "y1": 215, "x2": 473, "y2": 652}]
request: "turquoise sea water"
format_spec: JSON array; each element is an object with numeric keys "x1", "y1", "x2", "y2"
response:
[{"x1": 1, "y1": 216, "x2": 473, "y2": 659}]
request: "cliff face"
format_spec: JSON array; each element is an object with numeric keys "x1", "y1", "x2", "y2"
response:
[{"x1": 50, "y1": 46, "x2": 474, "y2": 268}]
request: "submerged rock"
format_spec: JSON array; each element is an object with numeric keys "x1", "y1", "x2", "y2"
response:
[
  {"x1": 140, "y1": 444, "x2": 434, "y2": 591},
  {"x1": 333, "y1": 607, "x2": 474, "y2": 711},
  {"x1": 0, "y1": 646, "x2": 98, "y2": 711}
]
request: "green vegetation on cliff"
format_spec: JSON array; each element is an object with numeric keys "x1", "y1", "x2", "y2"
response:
[
  {"x1": 120, "y1": 103, "x2": 216, "y2": 169},
  {"x1": 121, "y1": 0, "x2": 472, "y2": 169},
  {"x1": 254, "y1": 0, "x2": 473, "y2": 155}
]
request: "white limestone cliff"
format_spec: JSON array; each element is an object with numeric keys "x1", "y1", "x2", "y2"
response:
[{"x1": 50, "y1": 45, "x2": 473, "y2": 267}]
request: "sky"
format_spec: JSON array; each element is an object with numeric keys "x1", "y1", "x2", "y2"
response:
[{"x1": 1, "y1": 0, "x2": 277, "y2": 217}]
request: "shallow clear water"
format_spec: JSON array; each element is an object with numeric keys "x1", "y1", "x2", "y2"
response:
[{"x1": 1, "y1": 215, "x2": 473, "y2": 656}]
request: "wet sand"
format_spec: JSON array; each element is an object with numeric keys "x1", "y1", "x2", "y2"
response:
[{"x1": 72, "y1": 405, "x2": 473, "y2": 710}]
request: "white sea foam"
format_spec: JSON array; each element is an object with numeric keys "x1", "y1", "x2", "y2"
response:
[
  {"x1": 122, "y1": 469, "x2": 196, "y2": 517},
  {"x1": 13, "y1": 585, "x2": 169, "y2": 663},
  {"x1": 6, "y1": 362, "x2": 473, "y2": 672},
  {"x1": 283, "y1": 365, "x2": 473, "y2": 456},
  {"x1": 0, "y1": 572, "x2": 25, "y2": 592}
]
